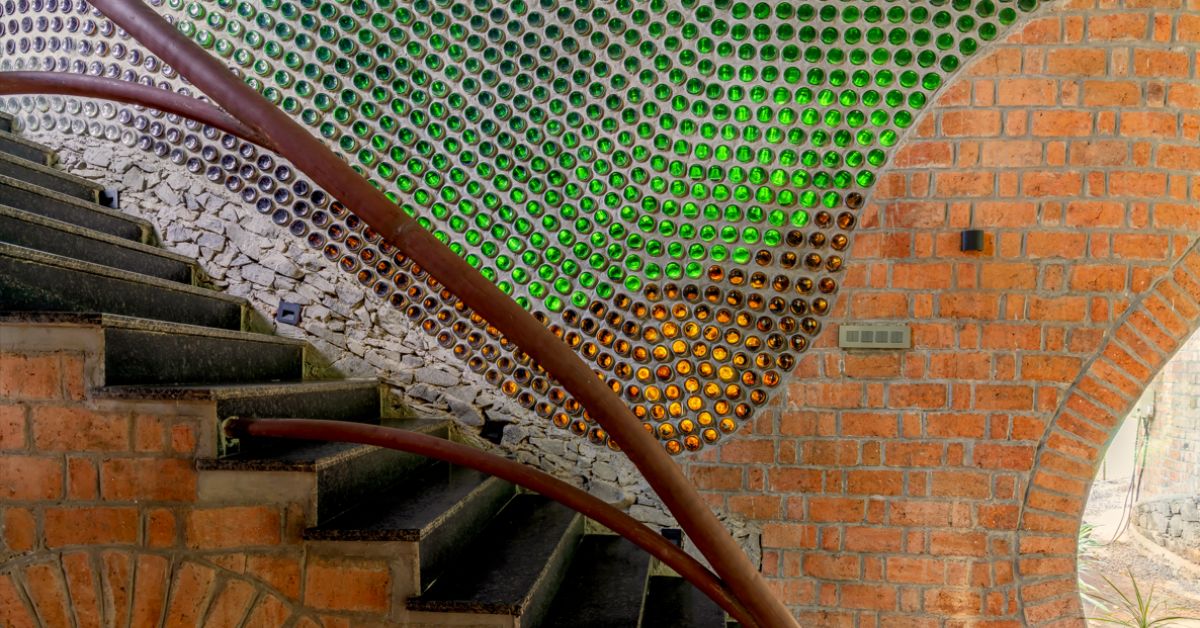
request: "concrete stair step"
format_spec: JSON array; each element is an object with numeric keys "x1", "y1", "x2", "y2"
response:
[
  {"x1": 0, "y1": 173, "x2": 149, "y2": 242},
  {"x1": 543, "y1": 535, "x2": 652, "y2": 628},
  {"x1": 0, "y1": 131, "x2": 54, "y2": 165},
  {"x1": 0, "y1": 244, "x2": 245, "y2": 330},
  {"x1": 641, "y1": 576, "x2": 728, "y2": 628},
  {"x1": 0, "y1": 312, "x2": 304, "y2": 386},
  {"x1": 408, "y1": 494, "x2": 582, "y2": 626},
  {"x1": 0, "y1": 111, "x2": 13, "y2": 133},
  {"x1": 97, "y1": 379, "x2": 384, "y2": 421},
  {"x1": 0, "y1": 205, "x2": 195, "y2": 283},
  {"x1": 202, "y1": 418, "x2": 451, "y2": 524},
  {"x1": 0, "y1": 150, "x2": 102, "y2": 202},
  {"x1": 306, "y1": 460, "x2": 515, "y2": 591}
]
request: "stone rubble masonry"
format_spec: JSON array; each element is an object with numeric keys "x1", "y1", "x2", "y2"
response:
[
  {"x1": 1134, "y1": 495, "x2": 1200, "y2": 564},
  {"x1": 1142, "y1": 324, "x2": 1200, "y2": 500}
]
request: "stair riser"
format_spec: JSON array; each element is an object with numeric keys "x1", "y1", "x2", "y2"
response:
[
  {"x1": 315, "y1": 438, "x2": 449, "y2": 525},
  {"x1": 0, "y1": 177, "x2": 145, "y2": 241},
  {"x1": 0, "y1": 135, "x2": 51, "y2": 165},
  {"x1": 0, "y1": 254, "x2": 244, "y2": 330},
  {"x1": 103, "y1": 328, "x2": 303, "y2": 386},
  {"x1": 0, "y1": 212, "x2": 193, "y2": 283},
  {"x1": 0, "y1": 155, "x2": 99, "y2": 202},
  {"x1": 0, "y1": 114, "x2": 12, "y2": 133},
  {"x1": 419, "y1": 478, "x2": 515, "y2": 591}
]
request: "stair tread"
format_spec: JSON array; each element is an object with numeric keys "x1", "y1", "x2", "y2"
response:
[
  {"x1": 94, "y1": 379, "x2": 380, "y2": 402},
  {"x1": 641, "y1": 576, "x2": 727, "y2": 628},
  {"x1": 543, "y1": 535, "x2": 652, "y2": 628},
  {"x1": 409, "y1": 494, "x2": 579, "y2": 614},
  {"x1": 0, "y1": 204, "x2": 194, "y2": 264},
  {"x1": 306, "y1": 461, "x2": 496, "y2": 541},
  {"x1": 0, "y1": 311, "x2": 297, "y2": 345},
  {"x1": 200, "y1": 418, "x2": 449, "y2": 472},
  {"x1": 0, "y1": 173, "x2": 149, "y2": 241},
  {"x1": 0, "y1": 131, "x2": 53, "y2": 165},
  {"x1": 0, "y1": 244, "x2": 241, "y2": 303},
  {"x1": 0, "y1": 150, "x2": 102, "y2": 201}
]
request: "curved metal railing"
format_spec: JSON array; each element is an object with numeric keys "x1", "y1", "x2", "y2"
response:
[{"x1": 1, "y1": 2, "x2": 798, "y2": 625}]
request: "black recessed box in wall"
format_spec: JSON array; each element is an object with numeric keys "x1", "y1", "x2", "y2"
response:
[
  {"x1": 960, "y1": 229, "x2": 985, "y2": 252},
  {"x1": 276, "y1": 301, "x2": 302, "y2": 325}
]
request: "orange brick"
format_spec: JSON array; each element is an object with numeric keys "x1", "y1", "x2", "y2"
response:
[
  {"x1": 44, "y1": 507, "x2": 138, "y2": 547},
  {"x1": 130, "y1": 554, "x2": 170, "y2": 628},
  {"x1": 941, "y1": 111, "x2": 1001, "y2": 137},
  {"x1": 691, "y1": 466, "x2": 743, "y2": 491},
  {"x1": 1031, "y1": 110, "x2": 1093, "y2": 136},
  {"x1": 887, "y1": 557, "x2": 944, "y2": 584},
  {"x1": 808, "y1": 497, "x2": 866, "y2": 523},
  {"x1": 803, "y1": 554, "x2": 860, "y2": 580},
  {"x1": 67, "y1": 456, "x2": 98, "y2": 501},
  {"x1": 1069, "y1": 265, "x2": 1127, "y2": 292},
  {"x1": 841, "y1": 583, "x2": 897, "y2": 610},
  {"x1": 980, "y1": 263, "x2": 1037, "y2": 290},
  {"x1": 973, "y1": 444, "x2": 1037, "y2": 470},
  {"x1": 997, "y1": 79, "x2": 1056, "y2": 106},
  {"x1": 0, "y1": 353, "x2": 63, "y2": 400},
  {"x1": 847, "y1": 470, "x2": 904, "y2": 496},
  {"x1": 940, "y1": 294, "x2": 1000, "y2": 319},
  {"x1": 1045, "y1": 49, "x2": 1107, "y2": 76},
  {"x1": 100, "y1": 551, "x2": 133, "y2": 628},
  {"x1": 893, "y1": 142, "x2": 953, "y2": 168},
  {"x1": 844, "y1": 527, "x2": 903, "y2": 552},
  {"x1": 303, "y1": 557, "x2": 390, "y2": 612},
  {"x1": 1082, "y1": 81, "x2": 1141, "y2": 107},
  {"x1": 0, "y1": 405, "x2": 24, "y2": 450},
  {"x1": 1113, "y1": 233, "x2": 1170, "y2": 259},
  {"x1": 1157, "y1": 144, "x2": 1200, "y2": 170},
  {"x1": 164, "y1": 563, "x2": 216, "y2": 628},
  {"x1": 100, "y1": 458, "x2": 196, "y2": 502},
  {"x1": 890, "y1": 384, "x2": 948, "y2": 409},
  {"x1": 186, "y1": 507, "x2": 281, "y2": 549},
  {"x1": 243, "y1": 594, "x2": 291, "y2": 626},
  {"x1": 0, "y1": 455, "x2": 63, "y2": 500},
  {"x1": 1021, "y1": 356, "x2": 1083, "y2": 383},
  {"x1": 31, "y1": 406, "x2": 129, "y2": 452},
  {"x1": 1120, "y1": 111, "x2": 1177, "y2": 137},
  {"x1": 3, "y1": 507, "x2": 36, "y2": 552},
  {"x1": 925, "y1": 589, "x2": 983, "y2": 614},
  {"x1": 980, "y1": 141, "x2": 1042, "y2": 166},
  {"x1": 934, "y1": 172, "x2": 993, "y2": 197},
  {"x1": 24, "y1": 562, "x2": 72, "y2": 627},
  {"x1": 720, "y1": 439, "x2": 775, "y2": 464},
  {"x1": 246, "y1": 554, "x2": 302, "y2": 600},
  {"x1": 974, "y1": 384, "x2": 1034, "y2": 411},
  {"x1": 1133, "y1": 49, "x2": 1190, "y2": 77},
  {"x1": 1088, "y1": 13, "x2": 1147, "y2": 40},
  {"x1": 203, "y1": 580, "x2": 257, "y2": 628},
  {"x1": 62, "y1": 552, "x2": 103, "y2": 628},
  {"x1": 1110, "y1": 171, "x2": 1168, "y2": 197},
  {"x1": 0, "y1": 572, "x2": 36, "y2": 626}
]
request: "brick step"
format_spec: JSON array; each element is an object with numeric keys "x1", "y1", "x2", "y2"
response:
[
  {"x1": 0, "y1": 311, "x2": 305, "y2": 386},
  {"x1": 641, "y1": 575, "x2": 729, "y2": 628},
  {"x1": 0, "y1": 149, "x2": 102, "y2": 202},
  {"x1": 543, "y1": 535, "x2": 652, "y2": 628},
  {"x1": 202, "y1": 418, "x2": 451, "y2": 525},
  {"x1": 0, "y1": 130, "x2": 54, "y2": 165},
  {"x1": 0, "y1": 173, "x2": 149, "y2": 242},
  {"x1": 0, "y1": 244, "x2": 246, "y2": 329},
  {"x1": 307, "y1": 460, "x2": 516, "y2": 591},
  {"x1": 407, "y1": 494, "x2": 582, "y2": 627},
  {"x1": 0, "y1": 204, "x2": 196, "y2": 283}
]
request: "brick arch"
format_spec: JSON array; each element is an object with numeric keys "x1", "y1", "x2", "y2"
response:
[
  {"x1": 0, "y1": 550, "x2": 324, "y2": 627},
  {"x1": 1017, "y1": 243, "x2": 1200, "y2": 626}
]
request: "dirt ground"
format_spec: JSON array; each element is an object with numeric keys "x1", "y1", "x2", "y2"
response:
[{"x1": 1080, "y1": 478, "x2": 1200, "y2": 626}]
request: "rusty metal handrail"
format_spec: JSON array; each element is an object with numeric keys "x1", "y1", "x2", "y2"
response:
[
  {"x1": 20, "y1": 2, "x2": 798, "y2": 625},
  {"x1": 223, "y1": 417, "x2": 756, "y2": 626},
  {"x1": 0, "y1": 73, "x2": 272, "y2": 149}
]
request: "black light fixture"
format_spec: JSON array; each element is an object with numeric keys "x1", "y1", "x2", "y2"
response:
[
  {"x1": 276, "y1": 301, "x2": 302, "y2": 325},
  {"x1": 960, "y1": 229, "x2": 985, "y2": 252}
]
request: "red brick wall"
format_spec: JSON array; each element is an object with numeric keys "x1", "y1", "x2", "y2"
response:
[
  {"x1": 0, "y1": 341, "x2": 394, "y2": 626},
  {"x1": 684, "y1": 1, "x2": 1200, "y2": 625}
]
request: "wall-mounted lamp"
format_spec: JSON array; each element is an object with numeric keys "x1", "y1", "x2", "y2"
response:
[{"x1": 960, "y1": 229, "x2": 985, "y2": 252}]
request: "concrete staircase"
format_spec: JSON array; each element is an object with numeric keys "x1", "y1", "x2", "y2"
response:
[{"x1": 0, "y1": 110, "x2": 727, "y2": 627}]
